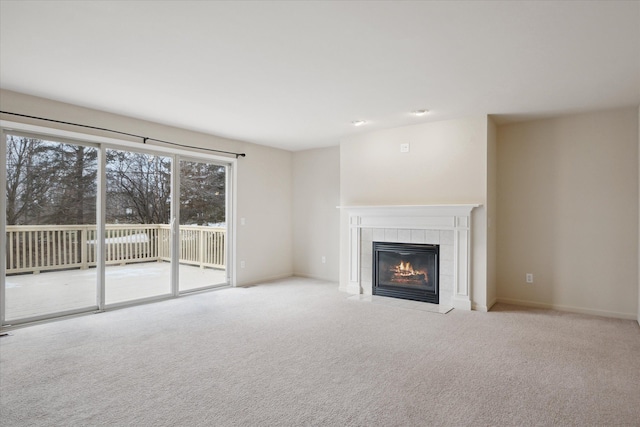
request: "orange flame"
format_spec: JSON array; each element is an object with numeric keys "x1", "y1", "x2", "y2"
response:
[{"x1": 393, "y1": 260, "x2": 428, "y2": 282}]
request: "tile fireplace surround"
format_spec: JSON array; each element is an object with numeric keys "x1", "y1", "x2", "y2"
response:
[{"x1": 341, "y1": 205, "x2": 480, "y2": 310}]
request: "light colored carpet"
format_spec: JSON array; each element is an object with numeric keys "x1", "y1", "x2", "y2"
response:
[{"x1": 1, "y1": 277, "x2": 639, "y2": 426}]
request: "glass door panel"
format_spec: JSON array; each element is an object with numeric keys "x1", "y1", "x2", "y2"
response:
[
  {"x1": 178, "y1": 160, "x2": 227, "y2": 292},
  {"x1": 4, "y1": 134, "x2": 98, "y2": 321},
  {"x1": 104, "y1": 149, "x2": 172, "y2": 304}
]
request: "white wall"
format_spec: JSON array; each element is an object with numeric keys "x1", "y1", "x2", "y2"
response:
[
  {"x1": 0, "y1": 89, "x2": 294, "y2": 286},
  {"x1": 339, "y1": 116, "x2": 491, "y2": 309},
  {"x1": 497, "y1": 108, "x2": 639, "y2": 319},
  {"x1": 292, "y1": 146, "x2": 340, "y2": 281}
]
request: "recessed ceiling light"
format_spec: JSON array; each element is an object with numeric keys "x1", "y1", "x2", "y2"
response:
[
  {"x1": 412, "y1": 109, "x2": 429, "y2": 116},
  {"x1": 351, "y1": 120, "x2": 367, "y2": 126}
]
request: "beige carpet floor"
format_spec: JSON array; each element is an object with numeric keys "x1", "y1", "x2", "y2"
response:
[{"x1": 1, "y1": 277, "x2": 639, "y2": 426}]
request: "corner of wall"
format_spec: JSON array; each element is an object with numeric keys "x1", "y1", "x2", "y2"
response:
[
  {"x1": 291, "y1": 146, "x2": 341, "y2": 282},
  {"x1": 486, "y1": 116, "x2": 498, "y2": 311},
  {"x1": 497, "y1": 108, "x2": 638, "y2": 319}
]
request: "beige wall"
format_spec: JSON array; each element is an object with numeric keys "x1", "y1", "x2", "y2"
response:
[
  {"x1": 339, "y1": 116, "x2": 491, "y2": 309},
  {"x1": 638, "y1": 106, "x2": 640, "y2": 325},
  {"x1": 497, "y1": 108, "x2": 639, "y2": 319},
  {"x1": 235, "y1": 143, "x2": 293, "y2": 285},
  {"x1": 0, "y1": 89, "x2": 294, "y2": 286},
  {"x1": 486, "y1": 117, "x2": 498, "y2": 308},
  {"x1": 292, "y1": 146, "x2": 340, "y2": 281},
  {"x1": 340, "y1": 117, "x2": 487, "y2": 204}
]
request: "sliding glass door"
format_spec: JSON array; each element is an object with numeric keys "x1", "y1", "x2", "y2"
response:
[
  {"x1": 178, "y1": 159, "x2": 227, "y2": 292},
  {"x1": 104, "y1": 148, "x2": 173, "y2": 305},
  {"x1": 2, "y1": 130, "x2": 232, "y2": 326},
  {"x1": 3, "y1": 133, "x2": 98, "y2": 321}
]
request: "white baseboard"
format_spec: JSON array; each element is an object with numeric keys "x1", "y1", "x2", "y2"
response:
[
  {"x1": 496, "y1": 297, "x2": 637, "y2": 320},
  {"x1": 472, "y1": 297, "x2": 497, "y2": 312}
]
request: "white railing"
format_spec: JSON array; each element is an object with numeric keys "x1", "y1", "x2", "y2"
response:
[{"x1": 5, "y1": 224, "x2": 226, "y2": 275}]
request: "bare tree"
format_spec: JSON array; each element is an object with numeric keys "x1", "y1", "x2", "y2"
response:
[{"x1": 106, "y1": 150, "x2": 172, "y2": 224}]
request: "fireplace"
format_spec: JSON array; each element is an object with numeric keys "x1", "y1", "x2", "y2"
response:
[
  {"x1": 341, "y1": 204, "x2": 479, "y2": 310},
  {"x1": 373, "y1": 242, "x2": 439, "y2": 304}
]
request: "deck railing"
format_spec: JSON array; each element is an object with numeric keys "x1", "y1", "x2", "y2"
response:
[{"x1": 5, "y1": 224, "x2": 226, "y2": 275}]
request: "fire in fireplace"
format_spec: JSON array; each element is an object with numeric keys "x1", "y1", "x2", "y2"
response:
[{"x1": 372, "y1": 242, "x2": 439, "y2": 304}]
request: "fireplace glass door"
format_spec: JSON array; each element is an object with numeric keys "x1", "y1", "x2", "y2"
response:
[{"x1": 373, "y1": 242, "x2": 439, "y2": 304}]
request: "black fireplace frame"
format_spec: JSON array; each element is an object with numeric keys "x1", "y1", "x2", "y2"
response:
[{"x1": 372, "y1": 242, "x2": 439, "y2": 304}]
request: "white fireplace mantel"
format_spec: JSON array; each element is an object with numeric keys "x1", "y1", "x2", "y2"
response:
[{"x1": 339, "y1": 204, "x2": 480, "y2": 311}]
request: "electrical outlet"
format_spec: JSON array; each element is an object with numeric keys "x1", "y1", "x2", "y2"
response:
[
  {"x1": 321, "y1": 256, "x2": 326, "y2": 264},
  {"x1": 400, "y1": 143, "x2": 410, "y2": 153},
  {"x1": 240, "y1": 217, "x2": 246, "y2": 226},
  {"x1": 240, "y1": 261, "x2": 246, "y2": 269},
  {"x1": 526, "y1": 273, "x2": 533, "y2": 283}
]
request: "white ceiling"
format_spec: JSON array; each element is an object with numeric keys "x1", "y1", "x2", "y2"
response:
[{"x1": 1, "y1": 1, "x2": 639, "y2": 151}]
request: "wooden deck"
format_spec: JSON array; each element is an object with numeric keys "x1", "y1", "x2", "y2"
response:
[{"x1": 4, "y1": 262, "x2": 227, "y2": 321}]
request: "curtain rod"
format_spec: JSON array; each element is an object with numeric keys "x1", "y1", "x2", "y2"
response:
[{"x1": 0, "y1": 111, "x2": 247, "y2": 158}]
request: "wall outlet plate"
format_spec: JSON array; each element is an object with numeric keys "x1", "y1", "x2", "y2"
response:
[
  {"x1": 400, "y1": 143, "x2": 410, "y2": 153},
  {"x1": 526, "y1": 273, "x2": 533, "y2": 283}
]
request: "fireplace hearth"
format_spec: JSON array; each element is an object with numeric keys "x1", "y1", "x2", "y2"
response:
[{"x1": 373, "y1": 242, "x2": 439, "y2": 304}]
